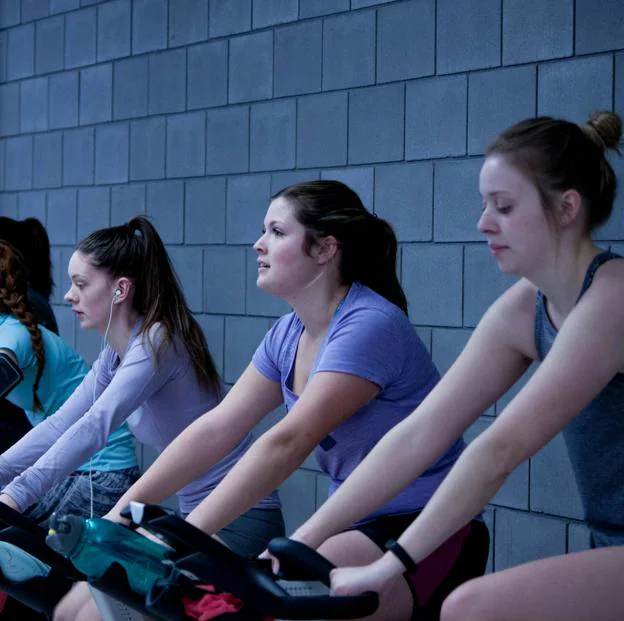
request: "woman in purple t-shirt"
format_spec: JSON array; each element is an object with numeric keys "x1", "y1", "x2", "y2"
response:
[{"x1": 107, "y1": 180, "x2": 489, "y2": 621}]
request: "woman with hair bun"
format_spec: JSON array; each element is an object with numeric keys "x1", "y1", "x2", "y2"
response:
[
  {"x1": 284, "y1": 112, "x2": 624, "y2": 621},
  {"x1": 105, "y1": 181, "x2": 489, "y2": 621}
]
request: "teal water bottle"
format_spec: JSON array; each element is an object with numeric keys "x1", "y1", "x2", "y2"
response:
[{"x1": 46, "y1": 514, "x2": 172, "y2": 595}]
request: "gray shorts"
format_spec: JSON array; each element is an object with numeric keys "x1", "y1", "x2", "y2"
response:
[
  {"x1": 215, "y1": 507, "x2": 285, "y2": 558},
  {"x1": 23, "y1": 466, "x2": 140, "y2": 528}
]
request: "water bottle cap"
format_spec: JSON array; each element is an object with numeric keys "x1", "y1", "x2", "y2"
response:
[{"x1": 46, "y1": 514, "x2": 85, "y2": 557}]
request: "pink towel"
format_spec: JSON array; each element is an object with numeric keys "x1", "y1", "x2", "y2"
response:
[{"x1": 183, "y1": 584, "x2": 274, "y2": 621}]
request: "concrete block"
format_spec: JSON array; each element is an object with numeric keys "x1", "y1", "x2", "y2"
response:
[
  {"x1": 168, "y1": 246, "x2": 203, "y2": 313},
  {"x1": 495, "y1": 362, "x2": 536, "y2": 414},
  {"x1": 271, "y1": 170, "x2": 320, "y2": 194},
  {"x1": 296, "y1": 92, "x2": 347, "y2": 168},
  {"x1": 300, "y1": 0, "x2": 347, "y2": 18},
  {"x1": 148, "y1": 49, "x2": 186, "y2": 115},
  {"x1": 203, "y1": 246, "x2": 246, "y2": 315},
  {"x1": 95, "y1": 123, "x2": 129, "y2": 184},
  {"x1": 576, "y1": 0, "x2": 624, "y2": 54},
  {"x1": 168, "y1": 0, "x2": 208, "y2": 47},
  {"x1": 132, "y1": 0, "x2": 167, "y2": 54},
  {"x1": 8, "y1": 24, "x2": 34, "y2": 80},
  {"x1": 184, "y1": 177, "x2": 226, "y2": 244},
  {"x1": 616, "y1": 52, "x2": 624, "y2": 121},
  {"x1": 62, "y1": 127, "x2": 94, "y2": 186},
  {"x1": 431, "y1": 328, "x2": 472, "y2": 376},
  {"x1": 196, "y1": 314, "x2": 225, "y2": 376},
  {"x1": 349, "y1": 83, "x2": 404, "y2": 165},
  {"x1": 465, "y1": 417, "x2": 528, "y2": 509},
  {"x1": 275, "y1": 20, "x2": 322, "y2": 97},
  {"x1": 51, "y1": 0, "x2": 80, "y2": 12},
  {"x1": 33, "y1": 132, "x2": 62, "y2": 189},
  {"x1": 5, "y1": 136, "x2": 33, "y2": 191},
  {"x1": 55, "y1": 305, "x2": 76, "y2": 348},
  {"x1": 538, "y1": 55, "x2": 613, "y2": 124},
  {"x1": 322, "y1": 11, "x2": 375, "y2": 90},
  {"x1": 437, "y1": 0, "x2": 500, "y2": 74},
  {"x1": 252, "y1": 404, "x2": 286, "y2": 440},
  {"x1": 97, "y1": 0, "x2": 131, "y2": 61},
  {"x1": 187, "y1": 40, "x2": 227, "y2": 110},
  {"x1": 0, "y1": 141, "x2": 4, "y2": 191},
  {"x1": 80, "y1": 64, "x2": 112, "y2": 125},
  {"x1": 530, "y1": 433, "x2": 584, "y2": 520},
  {"x1": 0, "y1": 83, "x2": 20, "y2": 137},
  {"x1": 130, "y1": 117, "x2": 165, "y2": 181},
  {"x1": 228, "y1": 31, "x2": 273, "y2": 104},
  {"x1": 280, "y1": 469, "x2": 317, "y2": 534},
  {"x1": 77, "y1": 187, "x2": 110, "y2": 240},
  {"x1": 494, "y1": 509, "x2": 566, "y2": 570},
  {"x1": 76, "y1": 327, "x2": 102, "y2": 365},
  {"x1": 503, "y1": 0, "x2": 572, "y2": 65},
  {"x1": 145, "y1": 180, "x2": 184, "y2": 244},
  {"x1": 0, "y1": 0, "x2": 20, "y2": 28},
  {"x1": 482, "y1": 506, "x2": 494, "y2": 573},
  {"x1": 18, "y1": 191, "x2": 46, "y2": 221},
  {"x1": 0, "y1": 194, "x2": 17, "y2": 219},
  {"x1": 49, "y1": 72, "x2": 79, "y2": 129},
  {"x1": 320, "y1": 167, "x2": 374, "y2": 210},
  {"x1": 35, "y1": 15, "x2": 64, "y2": 74},
  {"x1": 22, "y1": 0, "x2": 49, "y2": 21},
  {"x1": 406, "y1": 75, "x2": 467, "y2": 159},
  {"x1": 402, "y1": 244, "x2": 463, "y2": 327},
  {"x1": 377, "y1": 0, "x2": 434, "y2": 83},
  {"x1": 245, "y1": 248, "x2": 291, "y2": 317},
  {"x1": 166, "y1": 112, "x2": 206, "y2": 178},
  {"x1": 113, "y1": 56, "x2": 148, "y2": 120},
  {"x1": 352, "y1": 0, "x2": 395, "y2": 5},
  {"x1": 252, "y1": 0, "x2": 298, "y2": 28},
  {"x1": 223, "y1": 316, "x2": 271, "y2": 384},
  {"x1": 47, "y1": 188, "x2": 77, "y2": 245},
  {"x1": 414, "y1": 325, "x2": 432, "y2": 353},
  {"x1": 111, "y1": 183, "x2": 146, "y2": 225},
  {"x1": 468, "y1": 66, "x2": 536, "y2": 154},
  {"x1": 250, "y1": 99, "x2": 296, "y2": 172},
  {"x1": 226, "y1": 174, "x2": 272, "y2": 244},
  {"x1": 52, "y1": 247, "x2": 75, "y2": 304},
  {"x1": 463, "y1": 244, "x2": 517, "y2": 327},
  {"x1": 374, "y1": 162, "x2": 433, "y2": 242},
  {"x1": 568, "y1": 523, "x2": 592, "y2": 553},
  {"x1": 209, "y1": 0, "x2": 251, "y2": 37},
  {"x1": 205, "y1": 106, "x2": 249, "y2": 175},
  {"x1": 315, "y1": 473, "x2": 331, "y2": 508},
  {"x1": 0, "y1": 31, "x2": 6, "y2": 84},
  {"x1": 65, "y1": 7, "x2": 96, "y2": 69},
  {"x1": 434, "y1": 159, "x2": 484, "y2": 242}
]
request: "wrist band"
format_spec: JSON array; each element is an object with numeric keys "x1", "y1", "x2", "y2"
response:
[{"x1": 384, "y1": 539, "x2": 418, "y2": 574}]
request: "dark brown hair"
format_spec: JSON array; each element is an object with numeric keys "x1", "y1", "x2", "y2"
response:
[
  {"x1": 0, "y1": 241, "x2": 45, "y2": 410},
  {"x1": 272, "y1": 180, "x2": 408, "y2": 314},
  {"x1": 77, "y1": 216, "x2": 220, "y2": 395},
  {"x1": 486, "y1": 111, "x2": 622, "y2": 231}
]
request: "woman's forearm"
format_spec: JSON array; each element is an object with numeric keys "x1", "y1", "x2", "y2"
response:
[{"x1": 186, "y1": 430, "x2": 311, "y2": 533}]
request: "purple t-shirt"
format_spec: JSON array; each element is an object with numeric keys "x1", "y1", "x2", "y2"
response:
[
  {"x1": 0, "y1": 321, "x2": 280, "y2": 514},
  {"x1": 252, "y1": 283, "x2": 465, "y2": 523}
]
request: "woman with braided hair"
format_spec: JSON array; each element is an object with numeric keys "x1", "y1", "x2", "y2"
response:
[{"x1": 0, "y1": 240, "x2": 139, "y2": 526}]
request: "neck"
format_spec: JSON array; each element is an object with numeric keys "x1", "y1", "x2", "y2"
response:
[
  {"x1": 289, "y1": 282, "x2": 350, "y2": 339},
  {"x1": 531, "y1": 236, "x2": 601, "y2": 318},
  {"x1": 101, "y1": 308, "x2": 140, "y2": 357}
]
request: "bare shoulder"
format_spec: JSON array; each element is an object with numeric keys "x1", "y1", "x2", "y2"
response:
[{"x1": 482, "y1": 279, "x2": 538, "y2": 360}]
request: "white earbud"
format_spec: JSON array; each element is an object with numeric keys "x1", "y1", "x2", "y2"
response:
[{"x1": 113, "y1": 288, "x2": 122, "y2": 302}]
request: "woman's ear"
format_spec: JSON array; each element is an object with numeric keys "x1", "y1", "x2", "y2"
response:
[
  {"x1": 557, "y1": 189, "x2": 583, "y2": 228},
  {"x1": 113, "y1": 277, "x2": 133, "y2": 304},
  {"x1": 313, "y1": 236, "x2": 340, "y2": 265}
]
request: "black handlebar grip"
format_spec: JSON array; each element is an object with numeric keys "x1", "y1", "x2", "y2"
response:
[{"x1": 267, "y1": 537, "x2": 335, "y2": 585}]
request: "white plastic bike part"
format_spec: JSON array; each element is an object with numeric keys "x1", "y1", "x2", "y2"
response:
[{"x1": 89, "y1": 586, "x2": 145, "y2": 621}]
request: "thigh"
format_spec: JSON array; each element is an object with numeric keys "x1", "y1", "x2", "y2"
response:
[
  {"x1": 216, "y1": 508, "x2": 285, "y2": 558},
  {"x1": 441, "y1": 546, "x2": 624, "y2": 621},
  {"x1": 318, "y1": 530, "x2": 414, "y2": 621}
]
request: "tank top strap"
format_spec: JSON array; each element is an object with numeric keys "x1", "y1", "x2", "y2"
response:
[{"x1": 577, "y1": 251, "x2": 621, "y2": 302}]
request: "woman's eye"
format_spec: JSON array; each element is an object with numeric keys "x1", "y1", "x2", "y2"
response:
[
  {"x1": 272, "y1": 228, "x2": 283, "y2": 236},
  {"x1": 496, "y1": 205, "x2": 513, "y2": 214}
]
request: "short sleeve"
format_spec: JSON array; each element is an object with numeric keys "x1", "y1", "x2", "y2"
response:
[
  {"x1": 0, "y1": 322, "x2": 34, "y2": 370},
  {"x1": 315, "y1": 308, "x2": 404, "y2": 390},
  {"x1": 251, "y1": 314, "x2": 294, "y2": 384}
]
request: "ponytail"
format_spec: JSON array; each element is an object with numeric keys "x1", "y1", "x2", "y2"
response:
[
  {"x1": 0, "y1": 242, "x2": 45, "y2": 410},
  {"x1": 273, "y1": 180, "x2": 408, "y2": 314},
  {"x1": 77, "y1": 217, "x2": 221, "y2": 395}
]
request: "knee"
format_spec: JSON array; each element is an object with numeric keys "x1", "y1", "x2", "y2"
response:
[{"x1": 440, "y1": 579, "x2": 492, "y2": 621}]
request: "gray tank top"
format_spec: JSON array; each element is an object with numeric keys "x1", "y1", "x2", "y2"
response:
[{"x1": 534, "y1": 251, "x2": 624, "y2": 547}]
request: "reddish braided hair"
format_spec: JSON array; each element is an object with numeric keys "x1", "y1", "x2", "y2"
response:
[{"x1": 0, "y1": 241, "x2": 45, "y2": 411}]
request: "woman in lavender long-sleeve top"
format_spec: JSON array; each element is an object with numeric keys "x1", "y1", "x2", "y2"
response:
[{"x1": 0, "y1": 217, "x2": 283, "y2": 561}]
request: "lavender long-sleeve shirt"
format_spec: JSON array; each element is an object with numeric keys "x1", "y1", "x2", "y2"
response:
[{"x1": 0, "y1": 322, "x2": 280, "y2": 514}]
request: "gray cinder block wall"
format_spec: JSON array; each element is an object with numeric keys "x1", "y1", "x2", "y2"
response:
[{"x1": 1, "y1": 0, "x2": 624, "y2": 573}]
